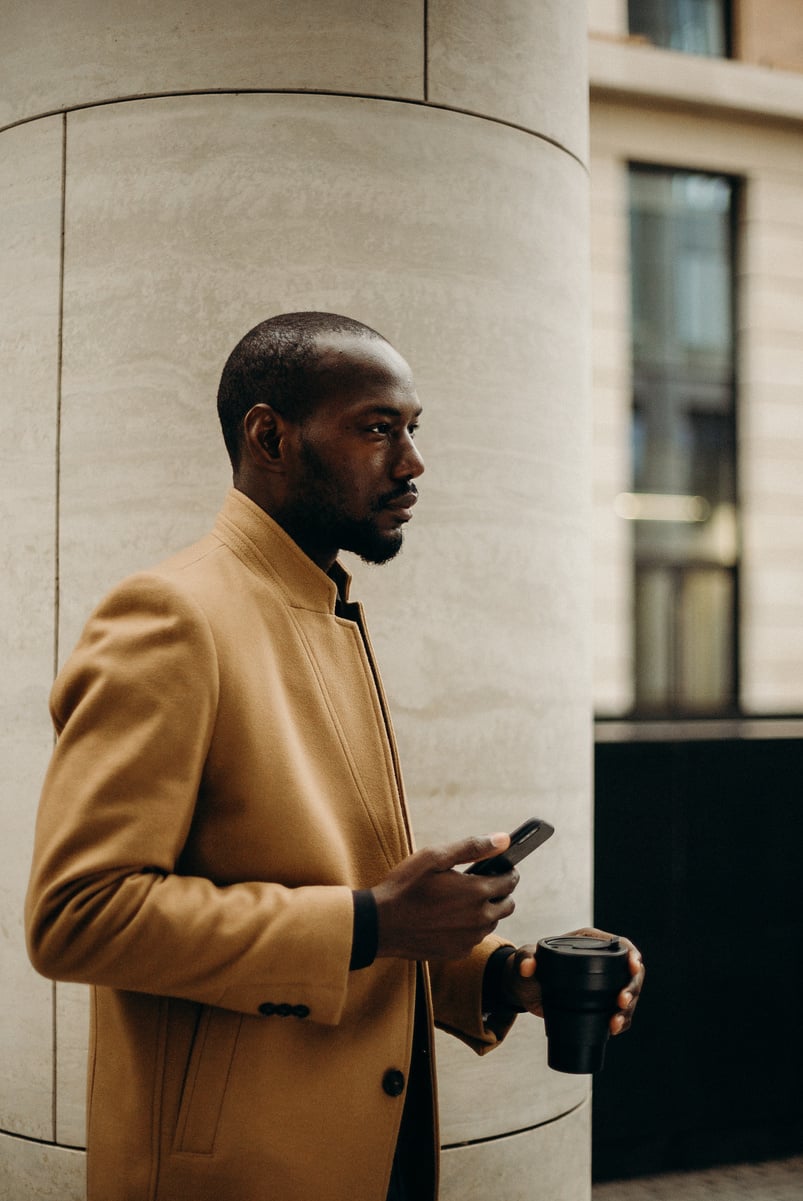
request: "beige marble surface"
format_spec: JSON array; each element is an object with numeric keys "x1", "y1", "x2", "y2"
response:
[
  {"x1": 2, "y1": 0, "x2": 425, "y2": 129},
  {"x1": 52, "y1": 89, "x2": 591, "y2": 1151},
  {"x1": 436, "y1": 1009, "x2": 591, "y2": 1146},
  {"x1": 4, "y1": 8, "x2": 594, "y2": 1193},
  {"x1": 429, "y1": 0, "x2": 590, "y2": 163},
  {"x1": 55, "y1": 983, "x2": 90, "y2": 1148},
  {"x1": 0, "y1": 116, "x2": 63, "y2": 1142},
  {"x1": 441, "y1": 1097, "x2": 591, "y2": 1201},
  {"x1": 4, "y1": 0, "x2": 592, "y2": 166},
  {"x1": 0, "y1": 1134, "x2": 85, "y2": 1201}
]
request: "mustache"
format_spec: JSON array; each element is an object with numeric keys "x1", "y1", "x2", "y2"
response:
[{"x1": 377, "y1": 483, "x2": 419, "y2": 508}]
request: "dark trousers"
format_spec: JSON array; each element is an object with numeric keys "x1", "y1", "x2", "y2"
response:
[
  {"x1": 386, "y1": 970, "x2": 436, "y2": 1201},
  {"x1": 386, "y1": 1153, "x2": 408, "y2": 1201}
]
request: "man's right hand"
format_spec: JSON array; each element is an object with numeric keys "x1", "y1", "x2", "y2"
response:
[{"x1": 372, "y1": 833, "x2": 519, "y2": 961}]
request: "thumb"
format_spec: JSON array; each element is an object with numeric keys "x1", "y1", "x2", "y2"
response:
[
  {"x1": 429, "y1": 831, "x2": 510, "y2": 872},
  {"x1": 516, "y1": 952, "x2": 537, "y2": 979}
]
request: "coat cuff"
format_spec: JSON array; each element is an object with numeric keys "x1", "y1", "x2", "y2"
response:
[{"x1": 430, "y1": 936, "x2": 518, "y2": 1054}]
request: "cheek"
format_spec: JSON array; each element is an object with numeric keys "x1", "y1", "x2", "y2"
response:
[{"x1": 339, "y1": 458, "x2": 384, "y2": 503}]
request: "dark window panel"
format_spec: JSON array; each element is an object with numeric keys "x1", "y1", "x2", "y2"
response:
[
  {"x1": 628, "y1": 0, "x2": 731, "y2": 58},
  {"x1": 627, "y1": 165, "x2": 739, "y2": 716}
]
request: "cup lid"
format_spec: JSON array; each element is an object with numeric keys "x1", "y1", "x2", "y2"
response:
[{"x1": 541, "y1": 936, "x2": 624, "y2": 954}]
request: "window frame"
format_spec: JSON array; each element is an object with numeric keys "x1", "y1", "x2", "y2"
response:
[{"x1": 626, "y1": 161, "x2": 742, "y2": 718}]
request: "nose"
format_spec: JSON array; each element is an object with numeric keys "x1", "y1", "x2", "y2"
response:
[{"x1": 393, "y1": 431, "x2": 425, "y2": 480}]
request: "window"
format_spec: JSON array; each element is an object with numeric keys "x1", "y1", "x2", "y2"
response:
[
  {"x1": 628, "y1": 0, "x2": 731, "y2": 57},
  {"x1": 626, "y1": 165, "x2": 739, "y2": 715}
]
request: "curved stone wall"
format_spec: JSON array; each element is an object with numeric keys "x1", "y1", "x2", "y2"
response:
[{"x1": 1, "y1": 3, "x2": 592, "y2": 1197}]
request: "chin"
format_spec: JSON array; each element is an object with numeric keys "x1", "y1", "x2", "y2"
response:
[{"x1": 355, "y1": 533, "x2": 404, "y2": 566}]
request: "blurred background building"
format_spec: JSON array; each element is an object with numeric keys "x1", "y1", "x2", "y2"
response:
[{"x1": 587, "y1": 0, "x2": 803, "y2": 1183}]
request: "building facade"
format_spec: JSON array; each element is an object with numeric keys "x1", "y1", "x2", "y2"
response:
[
  {"x1": 587, "y1": 0, "x2": 803, "y2": 1178},
  {"x1": 588, "y1": 0, "x2": 803, "y2": 720}
]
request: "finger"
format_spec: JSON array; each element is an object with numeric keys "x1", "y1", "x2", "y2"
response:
[
  {"x1": 612, "y1": 994, "x2": 639, "y2": 1033},
  {"x1": 613, "y1": 982, "x2": 644, "y2": 1035},
  {"x1": 516, "y1": 950, "x2": 537, "y2": 979},
  {"x1": 482, "y1": 893, "x2": 516, "y2": 924},
  {"x1": 509, "y1": 949, "x2": 544, "y2": 1015},
  {"x1": 617, "y1": 976, "x2": 644, "y2": 1015},
  {"x1": 624, "y1": 950, "x2": 645, "y2": 996},
  {"x1": 480, "y1": 868, "x2": 519, "y2": 900},
  {"x1": 429, "y1": 832, "x2": 510, "y2": 872},
  {"x1": 619, "y1": 977, "x2": 643, "y2": 1008}
]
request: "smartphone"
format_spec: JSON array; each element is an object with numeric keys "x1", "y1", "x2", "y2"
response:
[{"x1": 464, "y1": 817, "x2": 555, "y2": 876}]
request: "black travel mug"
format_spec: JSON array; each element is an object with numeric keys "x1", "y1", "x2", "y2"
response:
[{"x1": 535, "y1": 935, "x2": 632, "y2": 1074}]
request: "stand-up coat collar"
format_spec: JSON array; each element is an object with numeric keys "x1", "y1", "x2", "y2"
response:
[{"x1": 214, "y1": 487, "x2": 352, "y2": 613}]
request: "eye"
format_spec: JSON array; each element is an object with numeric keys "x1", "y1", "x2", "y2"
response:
[
  {"x1": 408, "y1": 423, "x2": 420, "y2": 440},
  {"x1": 366, "y1": 422, "x2": 392, "y2": 436}
]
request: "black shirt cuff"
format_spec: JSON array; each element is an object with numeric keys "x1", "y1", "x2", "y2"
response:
[
  {"x1": 482, "y1": 945, "x2": 527, "y2": 1018},
  {"x1": 350, "y1": 889, "x2": 379, "y2": 970}
]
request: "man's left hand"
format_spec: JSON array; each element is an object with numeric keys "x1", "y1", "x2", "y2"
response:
[{"x1": 502, "y1": 926, "x2": 645, "y2": 1035}]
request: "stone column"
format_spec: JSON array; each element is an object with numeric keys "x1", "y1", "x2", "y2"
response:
[{"x1": 1, "y1": 3, "x2": 592, "y2": 1197}]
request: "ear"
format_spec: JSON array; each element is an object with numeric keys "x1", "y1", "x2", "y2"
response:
[{"x1": 241, "y1": 403, "x2": 291, "y2": 469}]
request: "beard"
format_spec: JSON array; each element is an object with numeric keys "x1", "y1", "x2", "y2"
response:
[
  {"x1": 290, "y1": 438, "x2": 407, "y2": 565},
  {"x1": 336, "y1": 514, "x2": 404, "y2": 565}
]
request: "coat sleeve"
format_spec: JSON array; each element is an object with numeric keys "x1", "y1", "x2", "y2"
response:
[
  {"x1": 428, "y1": 936, "x2": 519, "y2": 1055},
  {"x1": 24, "y1": 573, "x2": 354, "y2": 1025}
]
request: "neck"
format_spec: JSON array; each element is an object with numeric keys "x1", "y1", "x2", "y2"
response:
[
  {"x1": 270, "y1": 511, "x2": 338, "y2": 572},
  {"x1": 233, "y1": 479, "x2": 338, "y2": 572}
]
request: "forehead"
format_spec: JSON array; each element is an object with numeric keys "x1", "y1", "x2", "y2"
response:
[{"x1": 310, "y1": 334, "x2": 418, "y2": 407}]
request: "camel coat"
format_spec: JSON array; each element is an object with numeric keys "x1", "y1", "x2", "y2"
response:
[{"x1": 26, "y1": 489, "x2": 509, "y2": 1201}]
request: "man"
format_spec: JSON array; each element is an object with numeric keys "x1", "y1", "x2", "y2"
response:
[{"x1": 26, "y1": 312, "x2": 643, "y2": 1201}]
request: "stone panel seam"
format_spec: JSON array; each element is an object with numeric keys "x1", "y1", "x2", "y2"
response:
[
  {"x1": 423, "y1": 0, "x2": 429, "y2": 103},
  {"x1": 54, "y1": 112, "x2": 65, "y2": 686},
  {"x1": 441, "y1": 1095, "x2": 589, "y2": 1150},
  {"x1": 0, "y1": 1127, "x2": 84, "y2": 1153},
  {"x1": 0, "y1": 91, "x2": 589, "y2": 172},
  {"x1": 50, "y1": 110, "x2": 68, "y2": 1147}
]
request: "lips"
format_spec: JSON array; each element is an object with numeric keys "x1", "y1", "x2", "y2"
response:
[{"x1": 381, "y1": 491, "x2": 418, "y2": 521}]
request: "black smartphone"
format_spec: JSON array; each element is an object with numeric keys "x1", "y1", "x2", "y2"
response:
[{"x1": 464, "y1": 817, "x2": 555, "y2": 876}]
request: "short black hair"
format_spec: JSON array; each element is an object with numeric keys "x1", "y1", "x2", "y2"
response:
[{"x1": 217, "y1": 311, "x2": 386, "y2": 466}]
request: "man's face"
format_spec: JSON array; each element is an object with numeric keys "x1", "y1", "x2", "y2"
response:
[{"x1": 279, "y1": 335, "x2": 425, "y2": 566}]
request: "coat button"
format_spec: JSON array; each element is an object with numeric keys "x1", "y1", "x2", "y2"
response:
[
  {"x1": 382, "y1": 1069, "x2": 406, "y2": 1097},
  {"x1": 293, "y1": 1005, "x2": 310, "y2": 1019},
  {"x1": 276, "y1": 1003, "x2": 293, "y2": 1017},
  {"x1": 258, "y1": 1002, "x2": 276, "y2": 1016}
]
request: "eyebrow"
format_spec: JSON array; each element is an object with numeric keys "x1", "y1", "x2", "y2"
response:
[{"x1": 361, "y1": 404, "x2": 423, "y2": 420}]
